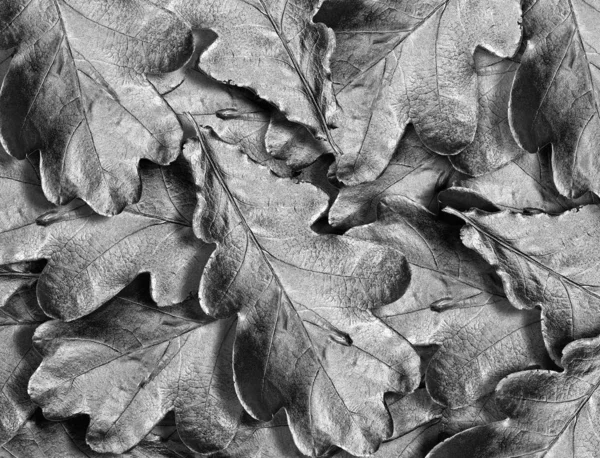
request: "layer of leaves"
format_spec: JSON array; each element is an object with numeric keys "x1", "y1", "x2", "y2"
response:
[
  {"x1": 440, "y1": 148, "x2": 597, "y2": 214},
  {"x1": 1, "y1": 411, "x2": 183, "y2": 458},
  {"x1": 166, "y1": 0, "x2": 338, "y2": 147},
  {"x1": 184, "y1": 129, "x2": 420, "y2": 456},
  {"x1": 510, "y1": 0, "x2": 600, "y2": 199},
  {"x1": 345, "y1": 198, "x2": 550, "y2": 453},
  {"x1": 0, "y1": 0, "x2": 194, "y2": 215},
  {"x1": 329, "y1": 127, "x2": 457, "y2": 230},
  {"x1": 29, "y1": 286, "x2": 242, "y2": 455},
  {"x1": 448, "y1": 205, "x2": 600, "y2": 362},
  {"x1": 316, "y1": 0, "x2": 523, "y2": 184},
  {"x1": 0, "y1": 151, "x2": 211, "y2": 320},
  {"x1": 0, "y1": 279, "x2": 46, "y2": 446},
  {"x1": 428, "y1": 335, "x2": 600, "y2": 458}
]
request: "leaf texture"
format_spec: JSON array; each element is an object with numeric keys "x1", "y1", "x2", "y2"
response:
[
  {"x1": 448, "y1": 205, "x2": 600, "y2": 362},
  {"x1": 315, "y1": 0, "x2": 523, "y2": 184},
  {"x1": 167, "y1": 0, "x2": 338, "y2": 146},
  {"x1": 0, "y1": 153, "x2": 211, "y2": 320},
  {"x1": 0, "y1": 0, "x2": 193, "y2": 215},
  {"x1": 0, "y1": 279, "x2": 47, "y2": 446},
  {"x1": 440, "y1": 149, "x2": 598, "y2": 214},
  {"x1": 184, "y1": 129, "x2": 420, "y2": 456},
  {"x1": 0, "y1": 411, "x2": 185, "y2": 458},
  {"x1": 427, "y1": 335, "x2": 600, "y2": 458},
  {"x1": 29, "y1": 288, "x2": 242, "y2": 455},
  {"x1": 347, "y1": 198, "x2": 549, "y2": 408},
  {"x1": 510, "y1": 0, "x2": 600, "y2": 199},
  {"x1": 329, "y1": 127, "x2": 457, "y2": 231}
]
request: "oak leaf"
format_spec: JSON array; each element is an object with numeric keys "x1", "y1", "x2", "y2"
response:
[
  {"x1": 510, "y1": 0, "x2": 600, "y2": 199},
  {"x1": 0, "y1": 278, "x2": 47, "y2": 446},
  {"x1": 447, "y1": 205, "x2": 600, "y2": 362},
  {"x1": 184, "y1": 128, "x2": 420, "y2": 456},
  {"x1": 315, "y1": 0, "x2": 523, "y2": 184},
  {"x1": 427, "y1": 335, "x2": 600, "y2": 458},
  {"x1": 0, "y1": 0, "x2": 193, "y2": 215},
  {"x1": 28, "y1": 287, "x2": 242, "y2": 455},
  {"x1": 0, "y1": 152, "x2": 210, "y2": 320}
]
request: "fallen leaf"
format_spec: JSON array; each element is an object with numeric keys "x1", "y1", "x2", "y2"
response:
[
  {"x1": 346, "y1": 197, "x2": 549, "y2": 408},
  {"x1": 167, "y1": 0, "x2": 338, "y2": 146},
  {"x1": 315, "y1": 0, "x2": 522, "y2": 184},
  {"x1": 510, "y1": 0, "x2": 600, "y2": 199},
  {"x1": 184, "y1": 128, "x2": 420, "y2": 456},
  {"x1": 0, "y1": 279, "x2": 47, "y2": 446},
  {"x1": 0, "y1": 152, "x2": 211, "y2": 320},
  {"x1": 426, "y1": 335, "x2": 600, "y2": 458},
  {"x1": 29, "y1": 287, "x2": 242, "y2": 455},
  {"x1": 447, "y1": 205, "x2": 600, "y2": 362},
  {"x1": 0, "y1": 410, "x2": 187, "y2": 458},
  {"x1": 329, "y1": 127, "x2": 457, "y2": 231},
  {"x1": 448, "y1": 50, "x2": 524, "y2": 176},
  {"x1": 0, "y1": 0, "x2": 193, "y2": 215}
]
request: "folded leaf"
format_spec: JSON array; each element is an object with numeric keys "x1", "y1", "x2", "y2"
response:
[
  {"x1": 184, "y1": 129, "x2": 420, "y2": 456},
  {"x1": 0, "y1": 279, "x2": 47, "y2": 446},
  {"x1": 315, "y1": 0, "x2": 522, "y2": 184},
  {"x1": 440, "y1": 150, "x2": 598, "y2": 214},
  {"x1": 0, "y1": 153, "x2": 211, "y2": 320},
  {"x1": 29, "y1": 288, "x2": 242, "y2": 455},
  {"x1": 510, "y1": 0, "x2": 600, "y2": 199},
  {"x1": 427, "y1": 335, "x2": 600, "y2": 458},
  {"x1": 329, "y1": 127, "x2": 457, "y2": 230},
  {"x1": 447, "y1": 206, "x2": 600, "y2": 362},
  {"x1": 0, "y1": 0, "x2": 193, "y2": 215}
]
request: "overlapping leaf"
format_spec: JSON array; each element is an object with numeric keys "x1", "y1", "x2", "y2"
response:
[
  {"x1": 29, "y1": 287, "x2": 242, "y2": 455},
  {"x1": 315, "y1": 0, "x2": 522, "y2": 184},
  {"x1": 427, "y1": 335, "x2": 600, "y2": 458},
  {"x1": 448, "y1": 50, "x2": 524, "y2": 176},
  {"x1": 329, "y1": 127, "x2": 457, "y2": 230},
  {"x1": 0, "y1": 278, "x2": 47, "y2": 446},
  {"x1": 165, "y1": 0, "x2": 338, "y2": 147},
  {"x1": 510, "y1": 0, "x2": 600, "y2": 199},
  {"x1": 156, "y1": 62, "x2": 325, "y2": 178},
  {"x1": 184, "y1": 128, "x2": 420, "y2": 456},
  {"x1": 343, "y1": 197, "x2": 549, "y2": 455},
  {"x1": 448, "y1": 205, "x2": 600, "y2": 362},
  {"x1": 1, "y1": 411, "x2": 185, "y2": 458},
  {"x1": 0, "y1": 0, "x2": 194, "y2": 215},
  {"x1": 0, "y1": 151, "x2": 210, "y2": 320},
  {"x1": 440, "y1": 149, "x2": 597, "y2": 213}
]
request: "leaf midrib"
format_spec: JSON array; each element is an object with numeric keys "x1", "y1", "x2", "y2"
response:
[{"x1": 199, "y1": 132, "x2": 373, "y2": 436}]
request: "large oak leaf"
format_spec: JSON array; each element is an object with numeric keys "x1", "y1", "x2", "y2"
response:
[
  {"x1": 183, "y1": 128, "x2": 420, "y2": 456},
  {"x1": 0, "y1": 0, "x2": 193, "y2": 215},
  {"x1": 0, "y1": 152, "x2": 210, "y2": 320},
  {"x1": 314, "y1": 0, "x2": 522, "y2": 184},
  {"x1": 447, "y1": 205, "x2": 600, "y2": 362},
  {"x1": 29, "y1": 288, "x2": 242, "y2": 455}
]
